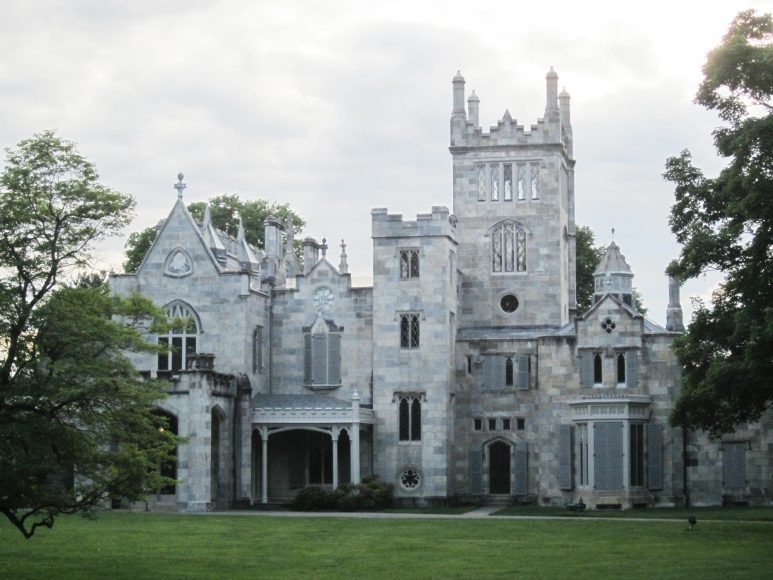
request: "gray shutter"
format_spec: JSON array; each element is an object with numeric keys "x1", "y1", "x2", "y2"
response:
[
  {"x1": 559, "y1": 425, "x2": 574, "y2": 490},
  {"x1": 470, "y1": 445, "x2": 483, "y2": 495},
  {"x1": 594, "y1": 422, "x2": 623, "y2": 490},
  {"x1": 303, "y1": 333, "x2": 312, "y2": 384},
  {"x1": 483, "y1": 356, "x2": 496, "y2": 388},
  {"x1": 580, "y1": 351, "x2": 593, "y2": 387},
  {"x1": 328, "y1": 334, "x2": 341, "y2": 384},
  {"x1": 723, "y1": 442, "x2": 746, "y2": 488},
  {"x1": 647, "y1": 423, "x2": 663, "y2": 490},
  {"x1": 312, "y1": 335, "x2": 328, "y2": 384},
  {"x1": 626, "y1": 351, "x2": 639, "y2": 387},
  {"x1": 494, "y1": 356, "x2": 506, "y2": 388},
  {"x1": 517, "y1": 355, "x2": 530, "y2": 390},
  {"x1": 514, "y1": 442, "x2": 528, "y2": 495}
]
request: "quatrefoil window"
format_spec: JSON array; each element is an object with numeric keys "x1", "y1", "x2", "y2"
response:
[{"x1": 601, "y1": 318, "x2": 616, "y2": 333}]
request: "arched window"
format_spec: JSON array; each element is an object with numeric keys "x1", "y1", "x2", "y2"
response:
[
  {"x1": 593, "y1": 353, "x2": 603, "y2": 385},
  {"x1": 491, "y1": 222, "x2": 527, "y2": 273},
  {"x1": 158, "y1": 302, "x2": 200, "y2": 372},
  {"x1": 617, "y1": 353, "x2": 626, "y2": 385},
  {"x1": 399, "y1": 395, "x2": 422, "y2": 442},
  {"x1": 303, "y1": 318, "x2": 342, "y2": 388}
]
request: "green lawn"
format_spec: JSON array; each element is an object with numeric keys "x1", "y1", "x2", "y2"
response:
[
  {"x1": 494, "y1": 504, "x2": 773, "y2": 521},
  {"x1": 1, "y1": 511, "x2": 772, "y2": 579}
]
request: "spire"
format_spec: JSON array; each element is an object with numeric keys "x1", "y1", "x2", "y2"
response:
[
  {"x1": 235, "y1": 215, "x2": 260, "y2": 272},
  {"x1": 467, "y1": 90, "x2": 479, "y2": 127},
  {"x1": 339, "y1": 239, "x2": 349, "y2": 274},
  {"x1": 545, "y1": 66, "x2": 559, "y2": 114},
  {"x1": 201, "y1": 203, "x2": 225, "y2": 254},
  {"x1": 666, "y1": 275, "x2": 685, "y2": 332},
  {"x1": 452, "y1": 70, "x2": 466, "y2": 119},
  {"x1": 174, "y1": 172, "x2": 186, "y2": 199}
]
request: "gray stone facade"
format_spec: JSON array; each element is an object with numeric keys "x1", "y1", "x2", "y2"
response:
[{"x1": 110, "y1": 70, "x2": 771, "y2": 511}]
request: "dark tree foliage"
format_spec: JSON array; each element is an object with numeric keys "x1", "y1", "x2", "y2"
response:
[
  {"x1": 576, "y1": 225, "x2": 604, "y2": 314},
  {"x1": 665, "y1": 10, "x2": 773, "y2": 434},
  {"x1": 0, "y1": 132, "x2": 177, "y2": 538},
  {"x1": 123, "y1": 194, "x2": 305, "y2": 273}
]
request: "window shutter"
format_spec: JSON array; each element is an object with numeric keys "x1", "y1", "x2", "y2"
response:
[
  {"x1": 303, "y1": 334, "x2": 312, "y2": 384},
  {"x1": 580, "y1": 352, "x2": 593, "y2": 387},
  {"x1": 483, "y1": 356, "x2": 496, "y2": 388},
  {"x1": 559, "y1": 425, "x2": 573, "y2": 490},
  {"x1": 723, "y1": 443, "x2": 746, "y2": 488},
  {"x1": 494, "y1": 356, "x2": 506, "y2": 388},
  {"x1": 626, "y1": 351, "x2": 639, "y2": 387},
  {"x1": 647, "y1": 423, "x2": 663, "y2": 490},
  {"x1": 594, "y1": 422, "x2": 623, "y2": 490},
  {"x1": 328, "y1": 334, "x2": 341, "y2": 384},
  {"x1": 312, "y1": 335, "x2": 328, "y2": 384},
  {"x1": 517, "y1": 355, "x2": 530, "y2": 390},
  {"x1": 470, "y1": 445, "x2": 483, "y2": 495},
  {"x1": 514, "y1": 442, "x2": 528, "y2": 495}
]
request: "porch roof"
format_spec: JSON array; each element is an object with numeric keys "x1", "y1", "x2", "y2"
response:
[{"x1": 251, "y1": 393, "x2": 374, "y2": 425}]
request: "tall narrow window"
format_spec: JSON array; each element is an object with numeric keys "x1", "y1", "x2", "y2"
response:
[
  {"x1": 577, "y1": 424, "x2": 589, "y2": 486},
  {"x1": 253, "y1": 325, "x2": 263, "y2": 374},
  {"x1": 503, "y1": 164, "x2": 512, "y2": 201},
  {"x1": 158, "y1": 302, "x2": 199, "y2": 372},
  {"x1": 517, "y1": 165, "x2": 526, "y2": 200},
  {"x1": 303, "y1": 321, "x2": 342, "y2": 387},
  {"x1": 400, "y1": 250, "x2": 419, "y2": 279},
  {"x1": 400, "y1": 314, "x2": 420, "y2": 348},
  {"x1": 399, "y1": 395, "x2": 422, "y2": 441},
  {"x1": 491, "y1": 222, "x2": 527, "y2": 273},
  {"x1": 593, "y1": 353, "x2": 603, "y2": 385},
  {"x1": 530, "y1": 164, "x2": 540, "y2": 199},
  {"x1": 617, "y1": 353, "x2": 626, "y2": 385},
  {"x1": 477, "y1": 166, "x2": 486, "y2": 201},
  {"x1": 630, "y1": 424, "x2": 645, "y2": 486},
  {"x1": 490, "y1": 165, "x2": 499, "y2": 200},
  {"x1": 505, "y1": 357, "x2": 514, "y2": 387}
]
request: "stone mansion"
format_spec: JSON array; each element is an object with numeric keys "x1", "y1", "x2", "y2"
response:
[{"x1": 111, "y1": 69, "x2": 771, "y2": 511}]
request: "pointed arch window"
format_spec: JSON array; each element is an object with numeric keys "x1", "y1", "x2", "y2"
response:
[
  {"x1": 303, "y1": 319, "x2": 342, "y2": 388},
  {"x1": 158, "y1": 302, "x2": 200, "y2": 372},
  {"x1": 491, "y1": 222, "x2": 527, "y2": 273}
]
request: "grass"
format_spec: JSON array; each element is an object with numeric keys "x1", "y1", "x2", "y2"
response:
[
  {"x1": 2, "y1": 511, "x2": 773, "y2": 579},
  {"x1": 494, "y1": 504, "x2": 773, "y2": 521}
]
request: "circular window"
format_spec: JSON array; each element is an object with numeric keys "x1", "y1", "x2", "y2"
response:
[
  {"x1": 500, "y1": 294, "x2": 519, "y2": 313},
  {"x1": 399, "y1": 468, "x2": 421, "y2": 491}
]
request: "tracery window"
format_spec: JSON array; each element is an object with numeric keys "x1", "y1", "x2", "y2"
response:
[
  {"x1": 490, "y1": 165, "x2": 499, "y2": 200},
  {"x1": 477, "y1": 166, "x2": 486, "y2": 201},
  {"x1": 303, "y1": 321, "x2": 342, "y2": 387},
  {"x1": 530, "y1": 164, "x2": 540, "y2": 199},
  {"x1": 491, "y1": 222, "x2": 526, "y2": 273},
  {"x1": 517, "y1": 165, "x2": 526, "y2": 200},
  {"x1": 158, "y1": 302, "x2": 199, "y2": 372},
  {"x1": 399, "y1": 396, "x2": 422, "y2": 441},
  {"x1": 503, "y1": 164, "x2": 512, "y2": 201},
  {"x1": 400, "y1": 250, "x2": 420, "y2": 279},
  {"x1": 400, "y1": 313, "x2": 420, "y2": 349}
]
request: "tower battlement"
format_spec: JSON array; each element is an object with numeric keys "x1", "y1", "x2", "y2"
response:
[
  {"x1": 450, "y1": 68, "x2": 572, "y2": 157},
  {"x1": 371, "y1": 206, "x2": 457, "y2": 240}
]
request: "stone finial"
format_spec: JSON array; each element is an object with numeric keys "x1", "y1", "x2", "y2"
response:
[
  {"x1": 339, "y1": 238, "x2": 349, "y2": 274},
  {"x1": 174, "y1": 172, "x2": 186, "y2": 199},
  {"x1": 321, "y1": 237, "x2": 328, "y2": 258},
  {"x1": 467, "y1": 90, "x2": 480, "y2": 127},
  {"x1": 452, "y1": 70, "x2": 466, "y2": 118},
  {"x1": 666, "y1": 275, "x2": 685, "y2": 332},
  {"x1": 546, "y1": 67, "x2": 559, "y2": 113}
]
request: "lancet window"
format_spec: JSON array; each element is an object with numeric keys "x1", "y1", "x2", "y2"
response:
[
  {"x1": 491, "y1": 221, "x2": 527, "y2": 273},
  {"x1": 158, "y1": 301, "x2": 200, "y2": 372}
]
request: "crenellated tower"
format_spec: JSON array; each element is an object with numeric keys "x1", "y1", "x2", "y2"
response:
[{"x1": 450, "y1": 69, "x2": 577, "y2": 332}]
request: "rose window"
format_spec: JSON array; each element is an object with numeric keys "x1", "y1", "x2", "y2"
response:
[{"x1": 399, "y1": 469, "x2": 421, "y2": 490}]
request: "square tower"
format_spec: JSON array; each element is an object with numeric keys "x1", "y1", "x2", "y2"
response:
[{"x1": 450, "y1": 69, "x2": 576, "y2": 330}]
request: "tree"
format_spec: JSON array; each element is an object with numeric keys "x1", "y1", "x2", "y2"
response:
[
  {"x1": 575, "y1": 225, "x2": 604, "y2": 314},
  {"x1": 0, "y1": 132, "x2": 177, "y2": 538},
  {"x1": 123, "y1": 194, "x2": 305, "y2": 272},
  {"x1": 665, "y1": 10, "x2": 773, "y2": 435}
]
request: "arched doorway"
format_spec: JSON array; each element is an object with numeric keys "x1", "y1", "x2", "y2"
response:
[{"x1": 489, "y1": 440, "x2": 511, "y2": 494}]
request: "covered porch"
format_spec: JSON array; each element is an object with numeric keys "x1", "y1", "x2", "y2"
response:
[{"x1": 251, "y1": 391, "x2": 374, "y2": 504}]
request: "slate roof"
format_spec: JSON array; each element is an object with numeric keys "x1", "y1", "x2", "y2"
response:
[{"x1": 594, "y1": 241, "x2": 632, "y2": 275}]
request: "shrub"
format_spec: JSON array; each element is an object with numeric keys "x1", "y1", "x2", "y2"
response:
[{"x1": 290, "y1": 477, "x2": 394, "y2": 512}]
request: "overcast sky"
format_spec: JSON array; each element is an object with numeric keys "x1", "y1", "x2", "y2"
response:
[{"x1": 1, "y1": 0, "x2": 767, "y2": 326}]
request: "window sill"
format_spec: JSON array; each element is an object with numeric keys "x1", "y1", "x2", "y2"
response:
[{"x1": 304, "y1": 383, "x2": 342, "y2": 391}]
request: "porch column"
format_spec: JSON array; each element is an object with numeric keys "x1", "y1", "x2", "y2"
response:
[
  {"x1": 331, "y1": 427, "x2": 340, "y2": 490},
  {"x1": 350, "y1": 391, "x2": 361, "y2": 484},
  {"x1": 259, "y1": 426, "x2": 269, "y2": 504}
]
